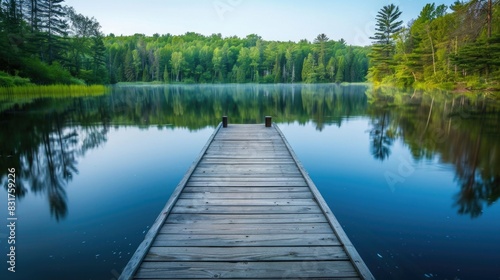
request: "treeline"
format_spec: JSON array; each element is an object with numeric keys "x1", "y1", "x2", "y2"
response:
[
  {"x1": 0, "y1": 1, "x2": 370, "y2": 86},
  {"x1": 104, "y1": 33, "x2": 369, "y2": 84},
  {"x1": 0, "y1": 0, "x2": 107, "y2": 85},
  {"x1": 369, "y1": 0, "x2": 500, "y2": 89}
]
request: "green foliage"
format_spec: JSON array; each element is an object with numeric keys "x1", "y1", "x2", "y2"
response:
[
  {"x1": 20, "y1": 58, "x2": 80, "y2": 85},
  {"x1": 368, "y1": 4, "x2": 403, "y2": 83},
  {"x1": 301, "y1": 54, "x2": 316, "y2": 83},
  {"x1": 103, "y1": 33, "x2": 369, "y2": 84},
  {"x1": 39, "y1": 0, "x2": 68, "y2": 64},
  {"x1": 0, "y1": 84, "x2": 108, "y2": 98},
  {"x1": 0, "y1": 71, "x2": 31, "y2": 86},
  {"x1": 0, "y1": 0, "x2": 107, "y2": 86},
  {"x1": 4, "y1": 0, "x2": 499, "y2": 89},
  {"x1": 373, "y1": 0, "x2": 500, "y2": 89},
  {"x1": 453, "y1": 35, "x2": 500, "y2": 78},
  {"x1": 1, "y1": 2, "x2": 372, "y2": 86}
]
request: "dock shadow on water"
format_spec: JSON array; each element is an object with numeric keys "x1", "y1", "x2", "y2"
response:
[{"x1": 0, "y1": 84, "x2": 499, "y2": 279}]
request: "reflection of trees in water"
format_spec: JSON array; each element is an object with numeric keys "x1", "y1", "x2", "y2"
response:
[
  {"x1": 107, "y1": 84, "x2": 369, "y2": 130},
  {"x1": 1, "y1": 84, "x2": 368, "y2": 221},
  {"x1": 369, "y1": 111, "x2": 395, "y2": 161},
  {"x1": 368, "y1": 88, "x2": 500, "y2": 218},
  {"x1": 450, "y1": 107, "x2": 500, "y2": 218},
  {"x1": 28, "y1": 123, "x2": 109, "y2": 221},
  {"x1": 453, "y1": 129, "x2": 487, "y2": 218},
  {"x1": 2, "y1": 85, "x2": 499, "y2": 220},
  {"x1": 0, "y1": 99, "x2": 109, "y2": 221}
]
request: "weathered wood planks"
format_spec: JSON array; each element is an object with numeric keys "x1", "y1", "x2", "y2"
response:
[
  {"x1": 120, "y1": 123, "x2": 374, "y2": 280},
  {"x1": 135, "y1": 261, "x2": 360, "y2": 279}
]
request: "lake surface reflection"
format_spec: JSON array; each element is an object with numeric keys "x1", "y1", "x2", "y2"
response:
[{"x1": 0, "y1": 84, "x2": 499, "y2": 279}]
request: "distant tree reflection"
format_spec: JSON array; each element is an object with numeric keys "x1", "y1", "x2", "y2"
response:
[
  {"x1": 0, "y1": 99, "x2": 109, "y2": 221},
  {"x1": 1, "y1": 85, "x2": 499, "y2": 220},
  {"x1": 451, "y1": 111, "x2": 500, "y2": 218},
  {"x1": 368, "y1": 87, "x2": 500, "y2": 218},
  {"x1": 369, "y1": 111, "x2": 395, "y2": 161}
]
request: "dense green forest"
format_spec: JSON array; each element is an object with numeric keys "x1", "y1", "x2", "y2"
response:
[
  {"x1": 369, "y1": 0, "x2": 500, "y2": 89},
  {"x1": 1, "y1": 0, "x2": 499, "y2": 88},
  {"x1": 104, "y1": 33, "x2": 369, "y2": 84},
  {"x1": 0, "y1": 0, "x2": 369, "y2": 86},
  {"x1": 0, "y1": 0, "x2": 107, "y2": 85}
]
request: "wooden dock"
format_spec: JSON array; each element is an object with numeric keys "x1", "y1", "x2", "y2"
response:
[{"x1": 120, "y1": 120, "x2": 374, "y2": 280}]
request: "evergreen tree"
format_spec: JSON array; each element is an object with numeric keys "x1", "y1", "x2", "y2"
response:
[
  {"x1": 25, "y1": 0, "x2": 41, "y2": 32},
  {"x1": 0, "y1": 0, "x2": 25, "y2": 72},
  {"x1": 90, "y1": 33, "x2": 106, "y2": 83},
  {"x1": 368, "y1": 4, "x2": 403, "y2": 83},
  {"x1": 314, "y1": 33, "x2": 329, "y2": 69},
  {"x1": 38, "y1": 0, "x2": 67, "y2": 63},
  {"x1": 301, "y1": 53, "x2": 316, "y2": 83},
  {"x1": 124, "y1": 49, "x2": 135, "y2": 82},
  {"x1": 453, "y1": 35, "x2": 500, "y2": 79}
]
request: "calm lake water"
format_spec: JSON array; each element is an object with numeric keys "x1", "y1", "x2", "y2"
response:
[{"x1": 0, "y1": 84, "x2": 499, "y2": 280}]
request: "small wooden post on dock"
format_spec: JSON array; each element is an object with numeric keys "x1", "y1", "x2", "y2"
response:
[
  {"x1": 222, "y1": 116, "x2": 228, "y2": 128},
  {"x1": 265, "y1": 116, "x2": 272, "y2": 127}
]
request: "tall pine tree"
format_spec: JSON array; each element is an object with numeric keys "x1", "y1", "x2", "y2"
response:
[
  {"x1": 38, "y1": 0, "x2": 67, "y2": 63},
  {"x1": 368, "y1": 4, "x2": 403, "y2": 83}
]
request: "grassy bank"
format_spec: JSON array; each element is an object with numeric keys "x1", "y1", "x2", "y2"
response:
[{"x1": 0, "y1": 84, "x2": 109, "y2": 99}]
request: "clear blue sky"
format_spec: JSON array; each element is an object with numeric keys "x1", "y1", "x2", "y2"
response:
[{"x1": 63, "y1": 0, "x2": 457, "y2": 46}]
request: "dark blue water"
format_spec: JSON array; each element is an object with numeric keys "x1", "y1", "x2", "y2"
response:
[{"x1": 0, "y1": 84, "x2": 499, "y2": 279}]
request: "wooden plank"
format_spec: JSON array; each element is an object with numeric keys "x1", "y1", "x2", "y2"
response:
[
  {"x1": 206, "y1": 148, "x2": 287, "y2": 152},
  {"x1": 202, "y1": 155, "x2": 293, "y2": 159},
  {"x1": 137, "y1": 278, "x2": 360, "y2": 280},
  {"x1": 152, "y1": 233, "x2": 340, "y2": 247},
  {"x1": 187, "y1": 183, "x2": 306, "y2": 187},
  {"x1": 207, "y1": 143, "x2": 288, "y2": 147},
  {"x1": 205, "y1": 146, "x2": 287, "y2": 150},
  {"x1": 198, "y1": 160, "x2": 296, "y2": 165},
  {"x1": 183, "y1": 186, "x2": 310, "y2": 192},
  {"x1": 206, "y1": 149, "x2": 287, "y2": 152},
  {"x1": 145, "y1": 246, "x2": 348, "y2": 262},
  {"x1": 203, "y1": 152, "x2": 293, "y2": 157},
  {"x1": 194, "y1": 165, "x2": 300, "y2": 173},
  {"x1": 190, "y1": 174, "x2": 304, "y2": 178},
  {"x1": 205, "y1": 144, "x2": 287, "y2": 148},
  {"x1": 192, "y1": 171, "x2": 301, "y2": 176},
  {"x1": 175, "y1": 198, "x2": 316, "y2": 206},
  {"x1": 159, "y1": 223, "x2": 333, "y2": 235},
  {"x1": 171, "y1": 205, "x2": 323, "y2": 214},
  {"x1": 187, "y1": 177, "x2": 306, "y2": 182},
  {"x1": 179, "y1": 192, "x2": 313, "y2": 199},
  {"x1": 135, "y1": 261, "x2": 359, "y2": 279},
  {"x1": 165, "y1": 213, "x2": 327, "y2": 224},
  {"x1": 207, "y1": 143, "x2": 287, "y2": 148},
  {"x1": 215, "y1": 135, "x2": 280, "y2": 138}
]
